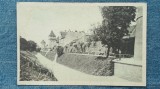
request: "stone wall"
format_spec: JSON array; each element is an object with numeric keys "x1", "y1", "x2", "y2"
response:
[{"x1": 114, "y1": 62, "x2": 142, "y2": 82}]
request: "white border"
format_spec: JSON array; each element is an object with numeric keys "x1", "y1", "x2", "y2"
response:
[{"x1": 17, "y1": 2, "x2": 147, "y2": 86}]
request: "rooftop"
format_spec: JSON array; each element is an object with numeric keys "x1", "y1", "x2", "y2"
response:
[
  {"x1": 41, "y1": 40, "x2": 46, "y2": 44},
  {"x1": 49, "y1": 30, "x2": 56, "y2": 37}
]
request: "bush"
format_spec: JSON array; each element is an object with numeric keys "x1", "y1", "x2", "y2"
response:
[
  {"x1": 20, "y1": 37, "x2": 28, "y2": 51},
  {"x1": 20, "y1": 37, "x2": 37, "y2": 52},
  {"x1": 56, "y1": 46, "x2": 64, "y2": 57},
  {"x1": 27, "y1": 40, "x2": 37, "y2": 52},
  {"x1": 20, "y1": 51, "x2": 57, "y2": 81},
  {"x1": 36, "y1": 48, "x2": 41, "y2": 52}
]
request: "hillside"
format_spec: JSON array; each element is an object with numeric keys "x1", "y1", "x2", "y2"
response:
[
  {"x1": 40, "y1": 50, "x2": 56, "y2": 61},
  {"x1": 57, "y1": 53, "x2": 114, "y2": 76},
  {"x1": 20, "y1": 51, "x2": 57, "y2": 81}
]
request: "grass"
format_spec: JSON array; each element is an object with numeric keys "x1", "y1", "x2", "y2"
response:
[
  {"x1": 57, "y1": 53, "x2": 114, "y2": 76},
  {"x1": 20, "y1": 51, "x2": 57, "y2": 81},
  {"x1": 40, "y1": 50, "x2": 56, "y2": 61}
]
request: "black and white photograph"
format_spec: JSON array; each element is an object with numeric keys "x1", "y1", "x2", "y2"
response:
[{"x1": 17, "y1": 3, "x2": 146, "y2": 86}]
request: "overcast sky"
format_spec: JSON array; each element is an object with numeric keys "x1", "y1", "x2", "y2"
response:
[{"x1": 18, "y1": 3, "x2": 103, "y2": 45}]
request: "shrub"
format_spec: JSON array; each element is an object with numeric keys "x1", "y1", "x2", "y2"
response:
[
  {"x1": 36, "y1": 48, "x2": 41, "y2": 52},
  {"x1": 20, "y1": 37, "x2": 28, "y2": 51},
  {"x1": 20, "y1": 51, "x2": 57, "y2": 81},
  {"x1": 27, "y1": 40, "x2": 37, "y2": 52},
  {"x1": 56, "y1": 46, "x2": 64, "y2": 57},
  {"x1": 20, "y1": 37, "x2": 37, "y2": 52}
]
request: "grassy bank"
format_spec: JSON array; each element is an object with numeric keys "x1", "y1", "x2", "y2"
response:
[
  {"x1": 57, "y1": 53, "x2": 114, "y2": 76},
  {"x1": 40, "y1": 51, "x2": 56, "y2": 61},
  {"x1": 20, "y1": 51, "x2": 57, "y2": 81}
]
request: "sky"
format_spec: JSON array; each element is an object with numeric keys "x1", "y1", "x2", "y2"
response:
[{"x1": 18, "y1": 3, "x2": 103, "y2": 45}]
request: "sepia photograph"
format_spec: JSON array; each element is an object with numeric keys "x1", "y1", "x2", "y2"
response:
[{"x1": 17, "y1": 3, "x2": 146, "y2": 86}]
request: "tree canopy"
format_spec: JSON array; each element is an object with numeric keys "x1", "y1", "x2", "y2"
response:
[
  {"x1": 94, "y1": 6, "x2": 136, "y2": 57},
  {"x1": 27, "y1": 40, "x2": 37, "y2": 52},
  {"x1": 20, "y1": 37, "x2": 28, "y2": 51},
  {"x1": 20, "y1": 37, "x2": 38, "y2": 52}
]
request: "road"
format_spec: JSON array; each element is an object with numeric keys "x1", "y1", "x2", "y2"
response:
[{"x1": 35, "y1": 53, "x2": 128, "y2": 82}]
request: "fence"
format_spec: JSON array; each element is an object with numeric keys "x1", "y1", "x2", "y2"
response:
[{"x1": 114, "y1": 54, "x2": 134, "y2": 60}]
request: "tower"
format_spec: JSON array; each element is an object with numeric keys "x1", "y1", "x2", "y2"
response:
[{"x1": 48, "y1": 30, "x2": 57, "y2": 49}]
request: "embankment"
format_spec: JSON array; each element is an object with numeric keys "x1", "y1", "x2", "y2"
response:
[
  {"x1": 20, "y1": 51, "x2": 57, "y2": 81},
  {"x1": 57, "y1": 53, "x2": 114, "y2": 76}
]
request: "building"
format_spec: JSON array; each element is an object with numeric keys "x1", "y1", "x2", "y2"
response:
[
  {"x1": 120, "y1": 25, "x2": 136, "y2": 56},
  {"x1": 113, "y1": 7, "x2": 144, "y2": 82},
  {"x1": 48, "y1": 30, "x2": 57, "y2": 49},
  {"x1": 40, "y1": 30, "x2": 58, "y2": 52},
  {"x1": 59, "y1": 30, "x2": 85, "y2": 46}
]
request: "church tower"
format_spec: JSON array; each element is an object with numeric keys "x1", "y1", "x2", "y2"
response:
[{"x1": 49, "y1": 30, "x2": 57, "y2": 49}]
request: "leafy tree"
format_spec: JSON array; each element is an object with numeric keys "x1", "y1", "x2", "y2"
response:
[
  {"x1": 20, "y1": 37, "x2": 38, "y2": 52},
  {"x1": 73, "y1": 44, "x2": 78, "y2": 52},
  {"x1": 20, "y1": 37, "x2": 28, "y2": 51},
  {"x1": 56, "y1": 46, "x2": 64, "y2": 57},
  {"x1": 82, "y1": 43, "x2": 86, "y2": 53},
  {"x1": 95, "y1": 6, "x2": 136, "y2": 58},
  {"x1": 27, "y1": 40, "x2": 37, "y2": 52},
  {"x1": 36, "y1": 48, "x2": 41, "y2": 52},
  {"x1": 80, "y1": 42, "x2": 85, "y2": 53}
]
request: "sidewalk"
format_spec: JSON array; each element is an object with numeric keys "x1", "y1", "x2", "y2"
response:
[{"x1": 35, "y1": 53, "x2": 129, "y2": 82}]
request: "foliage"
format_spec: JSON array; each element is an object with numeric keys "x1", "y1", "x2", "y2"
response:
[
  {"x1": 27, "y1": 40, "x2": 37, "y2": 52},
  {"x1": 94, "y1": 6, "x2": 136, "y2": 57},
  {"x1": 20, "y1": 51, "x2": 57, "y2": 81},
  {"x1": 56, "y1": 46, "x2": 64, "y2": 57},
  {"x1": 20, "y1": 37, "x2": 28, "y2": 51},
  {"x1": 86, "y1": 36, "x2": 92, "y2": 43},
  {"x1": 86, "y1": 42, "x2": 91, "y2": 48},
  {"x1": 57, "y1": 53, "x2": 113, "y2": 76},
  {"x1": 20, "y1": 37, "x2": 38, "y2": 52},
  {"x1": 87, "y1": 30, "x2": 99, "y2": 42},
  {"x1": 36, "y1": 48, "x2": 41, "y2": 52},
  {"x1": 79, "y1": 42, "x2": 85, "y2": 53}
]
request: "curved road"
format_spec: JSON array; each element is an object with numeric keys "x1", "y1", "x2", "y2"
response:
[{"x1": 35, "y1": 53, "x2": 128, "y2": 82}]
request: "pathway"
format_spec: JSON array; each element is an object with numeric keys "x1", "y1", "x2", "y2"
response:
[{"x1": 35, "y1": 53, "x2": 128, "y2": 82}]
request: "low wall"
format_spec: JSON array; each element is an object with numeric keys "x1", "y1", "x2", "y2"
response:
[{"x1": 113, "y1": 61, "x2": 142, "y2": 82}]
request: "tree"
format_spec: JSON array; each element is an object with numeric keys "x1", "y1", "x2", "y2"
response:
[
  {"x1": 20, "y1": 37, "x2": 28, "y2": 51},
  {"x1": 95, "y1": 6, "x2": 136, "y2": 58},
  {"x1": 20, "y1": 37, "x2": 38, "y2": 52},
  {"x1": 56, "y1": 46, "x2": 64, "y2": 57},
  {"x1": 27, "y1": 40, "x2": 37, "y2": 52}
]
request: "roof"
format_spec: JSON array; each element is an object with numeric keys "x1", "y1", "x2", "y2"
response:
[
  {"x1": 49, "y1": 30, "x2": 56, "y2": 37},
  {"x1": 60, "y1": 32, "x2": 67, "y2": 39},
  {"x1": 41, "y1": 40, "x2": 46, "y2": 44}
]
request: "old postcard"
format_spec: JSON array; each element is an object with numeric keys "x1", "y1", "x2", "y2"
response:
[{"x1": 17, "y1": 2, "x2": 147, "y2": 86}]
